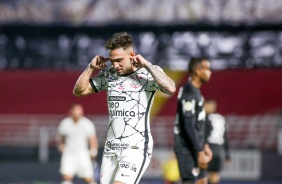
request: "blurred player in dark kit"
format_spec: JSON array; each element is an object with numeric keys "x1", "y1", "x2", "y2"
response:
[
  {"x1": 204, "y1": 99, "x2": 231, "y2": 184},
  {"x1": 174, "y1": 57, "x2": 213, "y2": 184}
]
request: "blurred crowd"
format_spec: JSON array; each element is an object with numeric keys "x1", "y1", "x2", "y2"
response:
[
  {"x1": 0, "y1": 0, "x2": 55, "y2": 24},
  {"x1": 1, "y1": 30, "x2": 282, "y2": 70},
  {"x1": 1, "y1": 0, "x2": 282, "y2": 25},
  {"x1": 1, "y1": 0, "x2": 282, "y2": 71}
]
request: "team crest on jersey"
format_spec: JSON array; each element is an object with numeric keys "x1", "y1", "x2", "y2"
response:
[
  {"x1": 184, "y1": 101, "x2": 194, "y2": 112},
  {"x1": 118, "y1": 83, "x2": 125, "y2": 90},
  {"x1": 130, "y1": 75, "x2": 142, "y2": 89}
]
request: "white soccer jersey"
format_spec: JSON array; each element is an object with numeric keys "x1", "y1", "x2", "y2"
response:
[
  {"x1": 58, "y1": 117, "x2": 96, "y2": 153},
  {"x1": 207, "y1": 113, "x2": 226, "y2": 145},
  {"x1": 90, "y1": 66, "x2": 162, "y2": 157}
]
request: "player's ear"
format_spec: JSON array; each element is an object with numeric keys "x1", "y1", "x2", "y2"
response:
[{"x1": 130, "y1": 51, "x2": 135, "y2": 56}]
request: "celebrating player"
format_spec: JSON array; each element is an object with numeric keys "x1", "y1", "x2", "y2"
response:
[{"x1": 73, "y1": 32, "x2": 176, "y2": 184}]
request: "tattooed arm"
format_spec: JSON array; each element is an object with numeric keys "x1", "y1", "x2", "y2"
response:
[
  {"x1": 131, "y1": 54, "x2": 176, "y2": 95},
  {"x1": 144, "y1": 62, "x2": 176, "y2": 95}
]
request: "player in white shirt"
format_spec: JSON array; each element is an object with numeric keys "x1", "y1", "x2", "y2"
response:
[
  {"x1": 73, "y1": 32, "x2": 176, "y2": 184},
  {"x1": 57, "y1": 104, "x2": 99, "y2": 184},
  {"x1": 204, "y1": 99, "x2": 231, "y2": 184}
]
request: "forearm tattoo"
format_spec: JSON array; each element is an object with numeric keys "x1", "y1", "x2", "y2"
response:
[{"x1": 145, "y1": 63, "x2": 175, "y2": 94}]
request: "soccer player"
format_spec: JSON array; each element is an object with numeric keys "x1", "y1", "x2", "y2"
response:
[
  {"x1": 204, "y1": 99, "x2": 231, "y2": 184},
  {"x1": 57, "y1": 104, "x2": 99, "y2": 184},
  {"x1": 174, "y1": 57, "x2": 212, "y2": 184},
  {"x1": 73, "y1": 32, "x2": 176, "y2": 184}
]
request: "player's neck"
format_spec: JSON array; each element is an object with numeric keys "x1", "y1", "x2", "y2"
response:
[
  {"x1": 72, "y1": 117, "x2": 80, "y2": 123},
  {"x1": 120, "y1": 67, "x2": 138, "y2": 76},
  {"x1": 189, "y1": 77, "x2": 202, "y2": 89}
]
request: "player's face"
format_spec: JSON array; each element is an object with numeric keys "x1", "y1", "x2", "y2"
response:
[
  {"x1": 70, "y1": 105, "x2": 84, "y2": 122},
  {"x1": 199, "y1": 60, "x2": 212, "y2": 83},
  {"x1": 204, "y1": 102, "x2": 216, "y2": 114},
  {"x1": 109, "y1": 48, "x2": 134, "y2": 76}
]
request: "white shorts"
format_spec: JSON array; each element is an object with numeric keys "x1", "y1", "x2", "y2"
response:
[
  {"x1": 60, "y1": 151, "x2": 94, "y2": 178},
  {"x1": 100, "y1": 149, "x2": 151, "y2": 184}
]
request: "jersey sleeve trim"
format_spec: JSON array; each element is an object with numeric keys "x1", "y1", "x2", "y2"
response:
[{"x1": 89, "y1": 78, "x2": 99, "y2": 93}]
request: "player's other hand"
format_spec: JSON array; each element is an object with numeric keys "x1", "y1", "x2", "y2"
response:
[
  {"x1": 90, "y1": 148, "x2": 98, "y2": 159},
  {"x1": 90, "y1": 55, "x2": 110, "y2": 70},
  {"x1": 204, "y1": 144, "x2": 213, "y2": 163},
  {"x1": 130, "y1": 54, "x2": 149, "y2": 68},
  {"x1": 198, "y1": 151, "x2": 209, "y2": 169},
  {"x1": 57, "y1": 144, "x2": 65, "y2": 153}
]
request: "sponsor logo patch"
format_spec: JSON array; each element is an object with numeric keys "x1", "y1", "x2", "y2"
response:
[
  {"x1": 106, "y1": 142, "x2": 130, "y2": 150},
  {"x1": 108, "y1": 96, "x2": 126, "y2": 101},
  {"x1": 119, "y1": 162, "x2": 137, "y2": 172},
  {"x1": 121, "y1": 173, "x2": 130, "y2": 177}
]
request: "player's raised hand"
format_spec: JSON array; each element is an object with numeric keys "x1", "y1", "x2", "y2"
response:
[
  {"x1": 130, "y1": 54, "x2": 149, "y2": 68},
  {"x1": 89, "y1": 55, "x2": 110, "y2": 70}
]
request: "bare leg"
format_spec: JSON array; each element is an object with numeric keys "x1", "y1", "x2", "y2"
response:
[
  {"x1": 208, "y1": 172, "x2": 220, "y2": 184},
  {"x1": 83, "y1": 177, "x2": 97, "y2": 184},
  {"x1": 61, "y1": 175, "x2": 73, "y2": 184},
  {"x1": 196, "y1": 177, "x2": 207, "y2": 184}
]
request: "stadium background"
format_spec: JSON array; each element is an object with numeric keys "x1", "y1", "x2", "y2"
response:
[{"x1": 0, "y1": 0, "x2": 282, "y2": 183}]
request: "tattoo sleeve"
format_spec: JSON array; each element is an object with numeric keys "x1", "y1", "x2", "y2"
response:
[{"x1": 145, "y1": 62, "x2": 176, "y2": 95}]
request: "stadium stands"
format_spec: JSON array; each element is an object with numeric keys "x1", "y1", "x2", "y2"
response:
[
  {"x1": 0, "y1": 115, "x2": 279, "y2": 152},
  {"x1": 1, "y1": 28, "x2": 282, "y2": 70}
]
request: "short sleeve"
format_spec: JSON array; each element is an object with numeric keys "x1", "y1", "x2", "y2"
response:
[
  {"x1": 90, "y1": 69, "x2": 108, "y2": 92},
  {"x1": 145, "y1": 65, "x2": 165, "y2": 92},
  {"x1": 58, "y1": 119, "x2": 68, "y2": 136},
  {"x1": 85, "y1": 118, "x2": 96, "y2": 137},
  {"x1": 154, "y1": 65, "x2": 164, "y2": 73}
]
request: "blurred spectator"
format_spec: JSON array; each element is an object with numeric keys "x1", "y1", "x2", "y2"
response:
[
  {"x1": 0, "y1": 0, "x2": 54, "y2": 23},
  {"x1": 57, "y1": 104, "x2": 99, "y2": 184},
  {"x1": 204, "y1": 99, "x2": 231, "y2": 184}
]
